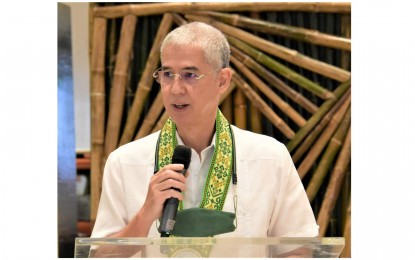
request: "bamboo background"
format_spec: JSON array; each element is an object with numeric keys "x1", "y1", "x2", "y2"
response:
[{"x1": 89, "y1": 2, "x2": 351, "y2": 257}]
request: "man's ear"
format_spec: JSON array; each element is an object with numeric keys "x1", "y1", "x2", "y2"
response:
[{"x1": 218, "y1": 68, "x2": 232, "y2": 94}]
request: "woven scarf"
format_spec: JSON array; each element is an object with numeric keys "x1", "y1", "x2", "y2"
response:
[{"x1": 156, "y1": 109, "x2": 234, "y2": 211}]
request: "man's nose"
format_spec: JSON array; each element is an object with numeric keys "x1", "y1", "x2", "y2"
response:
[{"x1": 170, "y1": 74, "x2": 185, "y2": 94}]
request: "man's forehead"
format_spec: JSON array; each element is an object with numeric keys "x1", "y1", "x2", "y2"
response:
[{"x1": 161, "y1": 44, "x2": 209, "y2": 70}]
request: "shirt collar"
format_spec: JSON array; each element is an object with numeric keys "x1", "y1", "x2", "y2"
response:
[{"x1": 176, "y1": 131, "x2": 216, "y2": 149}]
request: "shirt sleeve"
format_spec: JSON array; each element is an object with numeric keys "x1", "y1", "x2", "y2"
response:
[
  {"x1": 90, "y1": 151, "x2": 128, "y2": 238},
  {"x1": 267, "y1": 145, "x2": 319, "y2": 237}
]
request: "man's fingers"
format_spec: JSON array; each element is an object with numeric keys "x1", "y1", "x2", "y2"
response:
[
  {"x1": 154, "y1": 165, "x2": 187, "y2": 183},
  {"x1": 157, "y1": 164, "x2": 184, "y2": 174},
  {"x1": 157, "y1": 177, "x2": 187, "y2": 192}
]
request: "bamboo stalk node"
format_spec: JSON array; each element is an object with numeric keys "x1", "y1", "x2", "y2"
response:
[
  {"x1": 113, "y1": 70, "x2": 130, "y2": 77},
  {"x1": 91, "y1": 92, "x2": 106, "y2": 97},
  {"x1": 91, "y1": 68, "x2": 105, "y2": 74},
  {"x1": 331, "y1": 137, "x2": 343, "y2": 146},
  {"x1": 91, "y1": 138, "x2": 105, "y2": 145}
]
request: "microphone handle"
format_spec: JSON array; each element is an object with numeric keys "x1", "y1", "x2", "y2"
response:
[{"x1": 159, "y1": 168, "x2": 187, "y2": 236}]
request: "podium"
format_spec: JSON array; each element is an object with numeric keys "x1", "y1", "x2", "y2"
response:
[{"x1": 75, "y1": 237, "x2": 344, "y2": 258}]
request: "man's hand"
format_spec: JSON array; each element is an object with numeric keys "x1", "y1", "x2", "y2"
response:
[{"x1": 141, "y1": 164, "x2": 188, "y2": 223}]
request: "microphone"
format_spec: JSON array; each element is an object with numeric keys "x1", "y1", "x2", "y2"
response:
[{"x1": 159, "y1": 145, "x2": 191, "y2": 237}]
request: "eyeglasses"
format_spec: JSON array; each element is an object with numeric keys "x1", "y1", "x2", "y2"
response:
[{"x1": 153, "y1": 68, "x2": 206, "y2": 86}]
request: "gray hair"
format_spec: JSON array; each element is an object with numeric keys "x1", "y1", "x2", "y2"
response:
[{"x1": 160, "y1": 22, "x2": 230, "y2": 71}]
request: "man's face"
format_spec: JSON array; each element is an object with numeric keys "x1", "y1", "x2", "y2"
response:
[{"x1": 160, "y1": 44, "x2": 229, "y2": 130}]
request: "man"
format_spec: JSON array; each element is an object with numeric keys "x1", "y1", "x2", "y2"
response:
[{"x1": 91, "y1": 22, "x2": 318, "y2": 242}]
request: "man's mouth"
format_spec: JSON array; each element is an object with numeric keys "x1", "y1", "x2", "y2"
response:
[{"x1": 173, "y1": 104, "x2": 189, "y2": 109}]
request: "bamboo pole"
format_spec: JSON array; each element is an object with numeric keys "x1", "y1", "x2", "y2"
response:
[
  {"x1": 340, "y1": 160, "x2": 351, "y2": 241},
  {"x1": 286, "y1": 78, "x2": 351, "y2": 152},
  {"x1": 250, "y1": 101, "x2": 262, "y2": 133},
  {"x1": 340, "y1": 201, "x2": 351, "y2": 258},
  {"x1": 292, "y1": 89, "x2": 351, "y2": 163},
  {"x1": 297, "y1": 101, "x2": 350, "y2": 180},
  {"x1": 94, "y1": 3, "x2": 351, "y2": 19},
  {"x1": 90, "y1": 17, "x2": 107, "y2": 223},
  {"x1": 230, "y1": 46, "x2": 318, "y2": 114},
  {"x1": 341, "y1": 14, "x2": 351, "y2": 70},
  {"x1": 185, "y1": 14, "x2": 350, "y2": 82},
  {"x1": 107, "y1": 18, "x2": 117, "y2": 84},
  {"x1": 228, "y1": 36, "x2": 333, "y2": 100},
  {"x1": 231, "y1": 56, "x2": 307, "y2": 127},
  {"x1": 152, "y1": 111, "x2": 169, "y2": 134},
  {"x1": 88, "y1": 3, "x2": 97, "y2": 65},
  {"x1": 317, "y1": 126, "x2": 351, "y2": 236},
  {"x1": 171, "y1": 12, "x2": 188, "y2": 26},
  {"x1": 232, "y1": 69, "x2": 295, "y2": 139},
  {"x1": 306, "y1": 107, "x2": 351, "y2": 201},
  {"x1": 234, "y1": 89, "x2": 247, "y2": 129},
  {"x1": 192, "y1": 11, "x2": 351, "y2": 51},
  {"x1": 134, "y1": 92, "x2": 164, "y2": 140},
  {"x1": 118, "y1": 13, "x2": 174, "y2": 146},
  {"x1": 221, "y1": 96, "x2": 233, "y2": 124},
  {"x1": 248, "y1": 11, "x2": 263, "y2": 134},
  {"x1": 220, "y1": 81, "x2": 236, "y2": 124},
  {"x1": 103, "y1": 15, "x2": 137, "y2": 161}
]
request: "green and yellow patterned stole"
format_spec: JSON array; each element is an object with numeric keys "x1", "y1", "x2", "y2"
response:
[
  {"x1": 155, "y1": 109, "x2": 235, "y2": 211},
  {"x1": 155, "y1": 109, "x2": 236, "y2": 257}
]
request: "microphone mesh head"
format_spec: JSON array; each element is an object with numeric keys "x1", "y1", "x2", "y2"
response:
[{"x1": 171, "y1": 145, "x2": 191, "y2": 169}]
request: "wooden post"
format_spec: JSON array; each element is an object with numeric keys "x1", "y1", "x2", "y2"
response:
[
  {"x1": 89, "y1": 16, "x2": 107, "y2": 224},
  {"x1": 317, "y1": 127, "x2": 351, "y2": 236},
  {"x1": 103, "y1": 15, "x2": 137, "y2": 162},
  {"x1": 234, "y1": 89, "x2": 247, "y2": 129},
  {"x1": 93, "y1": 3, "x2": 351, "y2": 19},
  {"x1": 297, "y1": 99, "x2": 350, "y2": 179}
]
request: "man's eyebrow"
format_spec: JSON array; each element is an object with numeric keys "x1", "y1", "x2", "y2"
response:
[
  {"x1": 182, "y1": 66, "x2": 200, "y2": 71},
  {"x1": 160, "y1": 66, "x2": 200, "y2": 71}
]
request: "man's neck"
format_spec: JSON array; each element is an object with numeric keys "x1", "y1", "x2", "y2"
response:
[{"x1": 176, "y1": 122, "x2": 215, "y2": 156}]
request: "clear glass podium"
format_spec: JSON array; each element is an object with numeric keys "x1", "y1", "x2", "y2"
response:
[{"x1": 75, "y1": 237, "x2": 344, "y2": 258}]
